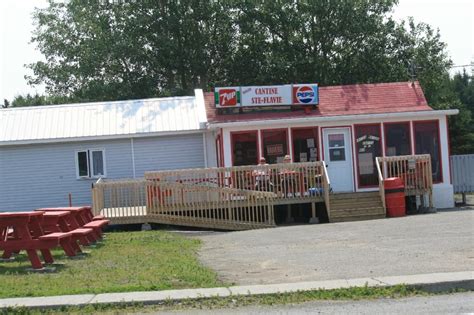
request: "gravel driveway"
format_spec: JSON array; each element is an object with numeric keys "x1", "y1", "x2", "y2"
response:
[{"x1": 197, "y1": 209, "x2": 474, "y2": 285}]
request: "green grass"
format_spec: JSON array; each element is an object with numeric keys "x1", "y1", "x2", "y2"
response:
[
  {"x1": 3, "y1": 285, "x2": 467, "y2": 315},
  {"x1": 0, "y1": 230, "x2": 223, "y2": 298}
]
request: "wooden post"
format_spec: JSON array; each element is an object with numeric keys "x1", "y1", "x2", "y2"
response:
[
  {"x1": 309, "y1": 202, "x2": 319, "y2": 224},
  {"x1": 285, "y1": 204, "x2": 294, "y2": 223}
]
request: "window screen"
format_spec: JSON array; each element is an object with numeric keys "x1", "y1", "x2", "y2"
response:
[
  {"x1": 232, "y1": 132, "x2": 258, "y2": 166},
  {"x1": 414, "y1": 121, "x2": 442, "y2": 182},
  {"x1": 292, "y1": 128, "x2": 318, "y2": 162},
  {"x1": 77, "y1": 151, "x2": 89, "y2": 177},
  {"x1": 384, "y1": 123, "x2": 411, "y2": 156},
  {"x1": 355, "y1": 124, "x2": 382, "y2": 187},
  {"x1": 92, "y1": 150, "x2": 104, "y2": 176},
  {"x1": 262, "y1": 129, "x2": 288, "y2": 164}
]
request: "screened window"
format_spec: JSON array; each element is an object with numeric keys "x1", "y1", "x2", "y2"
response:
[
  {"x1": 414, "y1": 121, "x2": 442, "y2": 182},
  {"x1": 292, "y1": 128, "x2": 319, "y2": 162},
  {"x1": 76, "y1": 149, "x2": 106, "y2": 178},
  {"x1": 384, "y1": 123, "x2": 411, "y2": 156},
  {"x1": 262, "y1": 129, "x2": 288, "y2": 164},
  {"x1": 231, "y1": 132, "x2": 258, "y2": 166},
  {"x1": 355, "y1": 124, "x2": 382, "y2": 187}
]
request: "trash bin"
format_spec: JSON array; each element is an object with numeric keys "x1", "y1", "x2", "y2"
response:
[{"x1": 384, "y1": 177, "x2": 406, "y2": 217}]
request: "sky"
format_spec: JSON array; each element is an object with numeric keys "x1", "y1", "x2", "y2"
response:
[{"x1": 0, "y1": 0, "x2": 473, "y2": 103}]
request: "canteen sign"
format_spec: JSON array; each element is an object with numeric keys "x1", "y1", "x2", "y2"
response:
[{"x1": 215, "y1": 84, "x2": 318, "y2": 108}]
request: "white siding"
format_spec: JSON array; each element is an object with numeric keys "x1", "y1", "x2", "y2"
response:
[
  {"x1": 0, "y1": 134, "x2": 205, "y2": 212},
  {"x1": 134, "y1": 133, "x2": 205, "y2": 174}
]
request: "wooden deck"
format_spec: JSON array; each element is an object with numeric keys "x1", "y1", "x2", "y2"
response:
[
  {"x1": 92, "y1": 162, "x2": 329, "y2": 229},
  {"x1": 91, "y1": 155, "x2": 433, "y2": 229}
]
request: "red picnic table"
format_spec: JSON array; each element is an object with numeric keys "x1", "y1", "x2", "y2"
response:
[
  {"x1": 36, "y1": 207, "x2": 109, "y2": 241},
  {"x1": 41, "y1": 211, "x2": 94, "y2": 252},
  {"x1": 0, "y1": 211, "x2": 76, "y2": 269}
]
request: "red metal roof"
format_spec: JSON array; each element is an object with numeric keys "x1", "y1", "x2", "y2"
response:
[{"x1": 205, "y1": 81, "x2": 432, "y2": 124}]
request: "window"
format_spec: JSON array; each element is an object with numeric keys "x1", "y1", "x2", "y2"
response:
[
  {"x1": 414, "y1": 121, "x2": 442, "y2": 183},
  {"x1": 292, "y1": 128, "x2": 319, "y2": 162},
  {"x1": 231, "y1": 131, "x2": 258, "y2": 166},
  {"x1": 76, "y1": 149, "x2": 106, "y2": 179},
  {"x1": 384, "y1": 123, "x2": 411, "y2": 156},
  {"x1": 355, "y1": 124, "x2": 382, "y2": 187},
  {"x1": 328, "y1": 134, "x2": 346, "y2": 161},
  {"x1": 261, "y1": 129, "x2": 288, "y2": 164}
]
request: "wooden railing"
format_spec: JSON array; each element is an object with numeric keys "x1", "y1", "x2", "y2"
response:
[
  {"x1": 92, "y1": 177, "x2": 276, "y2": 229},
  {"x1": 145, "y1": 161, "x2": 328, "y2": 205},
  {"x1": 146, "y1": 181, "x2": 275, "y2": 229},
  {"x1": 92, "y1": 162, "x2": 331, "y2": 229},
  {"x1": 375, "y1": 157, "x2": 386, "y2": 213},
  {"x1": 92, "y1": 179, "x2": 147, "y2": 223},
  {"x1": 321, "y1": 162, "x2": 331, "y2": 218},
  {"x1": 377, "y1": 154, "x2": 433, "y2": 208}
]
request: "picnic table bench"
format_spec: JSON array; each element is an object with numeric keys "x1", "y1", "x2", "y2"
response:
[{"x1": 36, "y1": 207, "x2": 109, "y2": 241}]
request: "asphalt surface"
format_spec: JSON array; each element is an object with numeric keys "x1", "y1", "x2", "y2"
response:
[
  {"x1": 197, "y1": 209, "x2": 474, "y2": 285},
  {"x1": 163, "y1": 292, "x2": 474, "y2": 314}
]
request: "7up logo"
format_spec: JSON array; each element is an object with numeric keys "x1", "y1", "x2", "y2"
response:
[{"x1": 215, "y1": 88, "x2": 239, "y2": 107}]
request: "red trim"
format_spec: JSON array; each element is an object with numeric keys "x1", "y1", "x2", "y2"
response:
[
  {"x1": 413, "y1": 119, "x2": 443, "y2": 184},
  {"x1": 290, "y1": 127, "x2": 319, "y2": 162},
  {"x1": 260, "y1": 128, "x2": 290, "y2": 162},
  {"x1": 353, "y1": 123, "x2": 383, "y2": 189},
  {"x1": 230, "y1": 130, "x2": 259, "y2": 166},
  {"x1": 383, "y1": 121, "x2": 413, "y2": 156},
  {"x1": 320, "y1": 126, "x2": 355, "y2": 192},
  {"x1": 215, "y1": 129, "x2": 225, "y2": 167},
  {"x1": 351, "y1": 125, "x2": 359, "y2": 190},
  {"x1": 446, "y1": 116, "x2": 452, "y2": 184}
]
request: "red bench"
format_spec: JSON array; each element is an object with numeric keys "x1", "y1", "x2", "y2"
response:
[
  {"x1": 36, "y1": 209, "x2": 98, "y2": 246},
  {"x1": 83, "y1": 220, "x2": 110, "y2": 240}
]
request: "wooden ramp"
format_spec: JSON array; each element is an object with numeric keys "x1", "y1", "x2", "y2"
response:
[
  {"x1": 91, "y1": 155, "x2": 434, "y2": 229},
  {"x1": 92, "y1": 162, "x2": 329, "y2": 230}
]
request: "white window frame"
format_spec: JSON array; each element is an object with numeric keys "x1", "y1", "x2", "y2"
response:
[{"x1": 75, "y1": 149, "x2": 107, "y2": 179}]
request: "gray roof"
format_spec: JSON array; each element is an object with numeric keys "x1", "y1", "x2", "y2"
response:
[{"x1": 0, "y1": 90, "x2": 207, "y2": 146}]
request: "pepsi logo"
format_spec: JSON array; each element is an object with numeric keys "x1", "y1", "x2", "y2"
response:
[
  {"x1": 219, "y1": 89, "x2": 237, "y2": 106},
  {"x1": 295, "y1": 86, "x2": 316, "y2": 104}
]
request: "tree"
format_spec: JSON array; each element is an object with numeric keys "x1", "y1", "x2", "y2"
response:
[
  {"x1": 448, "y1": 71, "x2": 474, "y2": 154},
  {"x1": 10, "y1": 94, "x2": 73, "y2": 107},
  {"x1": 28, "y1": 0, "x2": 452, "y2": 98},
  {"x1": 24, "y1": 0, "x2": 472, "y2": 152}
]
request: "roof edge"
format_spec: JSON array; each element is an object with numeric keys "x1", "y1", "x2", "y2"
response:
[
  {"x1": 0, "y1": 129, "x2": 205, "y2": 147},
  {"x1": 0, "y1": 95, "x2": 196, "y2": 111},
  {"x1": 207, "y1": 109, "x2": 459, "y2": 128}
]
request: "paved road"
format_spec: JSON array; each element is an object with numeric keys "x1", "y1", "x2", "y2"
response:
[
  {"x1": 164, "y1": 292, "x2": 474, "y2": 314},
  {"x1": 197, "y1": 209, "x2": 474, "y2": 285}
]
